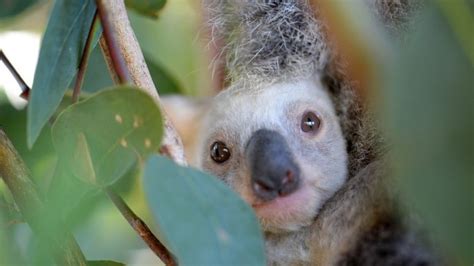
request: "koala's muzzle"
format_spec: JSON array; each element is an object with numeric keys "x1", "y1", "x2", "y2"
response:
[{"x1": 245, "y1": 129, "x2": 300, "y2": 201}]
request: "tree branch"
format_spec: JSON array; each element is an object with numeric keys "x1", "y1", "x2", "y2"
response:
[
  {"x1": 0, "y1": 130, "x2": 86, "y2": 266},
  {"x1": 104, "y1": 188, "x2": 177, "y2": 266},
  {"x1": 95, "y1": 0, "x2": 187, "y2": 165}
]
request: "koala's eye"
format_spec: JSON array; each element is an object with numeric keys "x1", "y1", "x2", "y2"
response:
[
  {"x1": 301, "y1": 111, "x2": 321, "y2": 133},
  {"x1": 210, "y1": 141, "x2": 231, "y2": 163}
]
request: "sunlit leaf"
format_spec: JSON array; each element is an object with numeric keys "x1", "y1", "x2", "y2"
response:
[
  {"x1": 125, "y1": 0, "x2": 166, "y2": 18},
  {"x1": 143, "y1": 155, "x2": 266, "y2": 266},
  {"x1": 51, "y1": 87, "x2": 163, "y2": 187},
  {"x1": 28, "y1": 0, "x2": 98, "y2": 148}
]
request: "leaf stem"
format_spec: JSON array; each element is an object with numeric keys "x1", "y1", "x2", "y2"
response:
[
  {"x1": 72, "y1": 10, "x2": 99, "y2": 103},
  {"x1": 0, "y1": 130, "x2": 87, "y2": 266},
  {"x1": 95, "y1": 0, "x2": 133, "y2": 84},
  {"x1": 0, "y1": 50, "x2": 31, "y2": 100},
  {"x1": 104, "y1": 187, "x2": 177, "y2": 266}
]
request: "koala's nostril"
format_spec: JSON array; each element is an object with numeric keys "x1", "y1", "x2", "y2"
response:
[
  {"x1": 252, "y1": 179, "x2": 278, "y2": 201},
  {"x1": 281, "y1": 170, "x2": 294, "y2": 186},
  {"x1": 278, "y1": 169, "x2": 299, "y2": 197},
  {"x1": 252, "y1": 169, "x2": 300, "y2": 201}
]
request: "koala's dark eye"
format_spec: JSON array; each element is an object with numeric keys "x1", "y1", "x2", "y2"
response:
[
  {"x1": 301, "y1": 111, "x2": 321, "y2": 133},
  {"x1": 210, "y1": 141, "x2": 231, "y2": 163}
]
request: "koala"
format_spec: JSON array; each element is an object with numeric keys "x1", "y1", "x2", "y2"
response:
[{"x1": 164, "y1": 0, "x2": 437, "y2": 265}]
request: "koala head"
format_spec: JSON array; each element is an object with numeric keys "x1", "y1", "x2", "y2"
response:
[{"x1": 163, "y1": 76, "x2": 348, "y2": 233}]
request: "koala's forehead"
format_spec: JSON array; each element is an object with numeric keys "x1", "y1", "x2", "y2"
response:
[
  {"x1": 207, "y1": 78, "x2": 332, "y2": 124},
  {"x1": 200, "y1": 78, "x2": 334, "y2": 146}
]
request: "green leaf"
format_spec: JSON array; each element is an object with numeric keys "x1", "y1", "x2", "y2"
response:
[
  {"x1": 0, "y1": 0, "x2": 39, "y2": 19},
  {"x1": 46, "y1": 158, "x2": 101, "y2": 224},
  {"x1": 51, "y1": 87, "x2": 164, "y2": 187},
  {"x1": 125, "y1": 0, "x2": 166, "y2": 18},
  {"x1": 87, "y1": 260, "x2": 125, "y2": 266},
  {"x1": 385, "y1": 4, "x2": 473, "y2": 264},
  {"x1": 80, "y1": 45, "x2": 114, "y2": 94},
  {"x1": 27, "y1": 0, "x2": 98, "y2": 148},
  {"x1": 145, "y1": 55, "x2": 183, "y2": 95},
  {"x1": 143, "y1": 155, "x2": 266, "y2": 266}
]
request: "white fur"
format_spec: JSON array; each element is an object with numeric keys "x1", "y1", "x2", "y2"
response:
[{"x1": 195, "y1": 76, "x2": 348, "y2": 233}]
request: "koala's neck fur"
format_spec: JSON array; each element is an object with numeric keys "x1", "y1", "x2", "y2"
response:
[{"x1": 265, "y1": 226, "x2": 313, "y2": 265}]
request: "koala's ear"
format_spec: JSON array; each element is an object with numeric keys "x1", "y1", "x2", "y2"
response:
[{"x1": 161, "y1": 95, "x2": 210, "y2": 164}]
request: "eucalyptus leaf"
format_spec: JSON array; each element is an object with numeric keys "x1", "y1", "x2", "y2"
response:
[
  {"x1": 28, "y1": 0, "x2": 98, "y2": 148},
  {"x1": 143, "y1": 155, "x2": 266, "y2": 266},
  {"x1": 51, "y1": 87, "x2": 164, "y2": 187},
  {"x1": 125, "y1": 0, "x2": 166, "y2": 18}
]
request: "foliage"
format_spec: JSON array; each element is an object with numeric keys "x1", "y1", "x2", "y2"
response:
[
  {"x1": 27, "y1": 0, "x2": 98, "y2": 148},
  {"x1": 144, "y1": 156, "x2": 266, "y2": 265},
  {"x1": 385, "y1": 3, "x2": 473, "y2": 264}
]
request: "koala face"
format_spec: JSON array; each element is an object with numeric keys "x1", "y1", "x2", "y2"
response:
[{"x1": 196, "y1": 77, "x2": 348, "y2": 233}]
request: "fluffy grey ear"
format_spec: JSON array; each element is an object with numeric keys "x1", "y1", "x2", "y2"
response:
[{"x1": 162, "y1": 95, "x2": 210, "y2": 164}]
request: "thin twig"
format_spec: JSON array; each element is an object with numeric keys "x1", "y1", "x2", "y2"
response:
[
  {"x1": 95, "y1": 0, "x2": 187, "y2": 165},
  {"x1": 72, "y1": 10, "x2": 99, "y2": 103},
  {"x1": 0, "y1": 130, "x2": 87, "y2": 266},
  {"x1": 99, "y1": 37, "x2": 121, "y2": 84},
  {"x1": 95, "y1": 0, "x2": 133, "y2": 84},
  {"x1": 0, "y1": 50, "x2": 31, "y2": 100},
  {"x1": 104, "y1": 188, "x2": 177, "y2": 266}
]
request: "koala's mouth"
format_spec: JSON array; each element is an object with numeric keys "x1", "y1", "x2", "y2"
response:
[{"x1": 250, "y1": 183, "x2": 313, "y2": 219}]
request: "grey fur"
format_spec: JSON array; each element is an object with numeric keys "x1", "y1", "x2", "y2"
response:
[
  {"x1": 199, "y1": 0, "x2": 437, "y2": 265},
  {"x1": 206, "y1": 0, "x2": 419, "y2": 177},
  {"x1": 207, "y1": 0, "x2": 329, "y2": 85}
]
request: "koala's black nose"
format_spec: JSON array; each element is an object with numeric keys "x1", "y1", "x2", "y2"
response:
[{"x1": 245, "y1": 129, "x2": 300, "y2": 201}]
